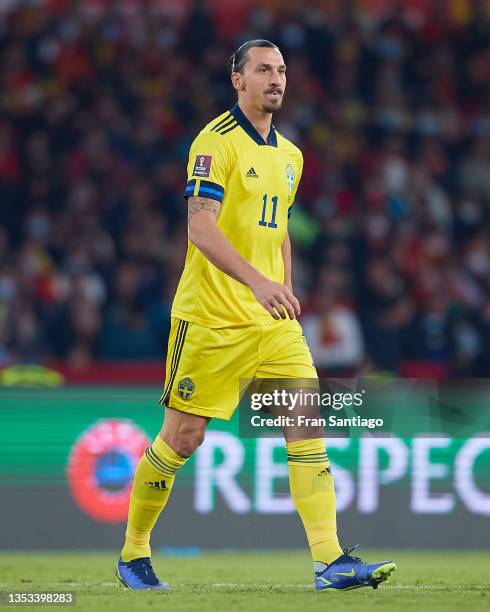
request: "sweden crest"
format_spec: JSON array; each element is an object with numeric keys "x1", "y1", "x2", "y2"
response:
[
  {"x1": 178, "y1": 377, "x2": 195, "y2": 400},
  {"x1": 286, "y1": 163, "x2": 295, "y2": 192}
]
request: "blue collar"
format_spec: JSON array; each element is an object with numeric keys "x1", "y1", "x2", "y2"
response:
[{"x1": 230, "y1": 103, "x2": 278, "y2": 147}]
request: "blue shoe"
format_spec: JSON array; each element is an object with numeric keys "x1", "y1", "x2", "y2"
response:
[
  {"x1": 315, "y1": 546, "x2": 396, "y2": 591},
  {"x1": 116, "y1": 556, "x2": 170, "y2": 591}
]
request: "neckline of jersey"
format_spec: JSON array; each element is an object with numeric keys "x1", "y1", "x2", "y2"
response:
[{"x1": 229, "y1": 103, "x2": 278, "y2": 147}]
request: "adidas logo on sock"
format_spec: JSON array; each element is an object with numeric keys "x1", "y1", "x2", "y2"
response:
[
  {"x1": 318, "y1": 467, "x2": 331, "y2": 477},
  {"x1": 144, "y1": 480, "x2": 168, "y2": 491},
  {"x1": 245, "y1": 167, "x2": 259, "y2": 178}
]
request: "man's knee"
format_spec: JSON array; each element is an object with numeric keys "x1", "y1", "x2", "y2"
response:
[
  {"x1": 171, "y1": 425, "x2": 205, "y2": 457},
  {"x1": 160, "y1": 408, "x2": 208, "y2": 458}
]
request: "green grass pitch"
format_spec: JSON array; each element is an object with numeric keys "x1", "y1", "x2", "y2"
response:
[{"x1": 0, "y1": 551, "x2": 489, "y2": 612}]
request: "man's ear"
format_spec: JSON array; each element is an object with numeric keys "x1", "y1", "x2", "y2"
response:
[{"x1": 231, "y1": 72, "x2": 244, "y2": 91}]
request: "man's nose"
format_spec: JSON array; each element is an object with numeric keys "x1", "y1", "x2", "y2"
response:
[{"x1": 269, "y1": 72, "x2": 281, "y2": 86}]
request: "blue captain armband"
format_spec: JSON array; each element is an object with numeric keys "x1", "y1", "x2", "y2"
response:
[{"x1": 184, "y1": 179, "x2": 225, "y2": 203}]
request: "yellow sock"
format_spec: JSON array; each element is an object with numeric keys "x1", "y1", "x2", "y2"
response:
[
  {"x1": 121, "y1": 435, "x2": 187, "y2": 562},
  {"x1": 287, "y1": 438, "x2": 343, "y2": 565}
]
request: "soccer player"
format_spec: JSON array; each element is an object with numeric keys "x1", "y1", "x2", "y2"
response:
[{"x1": 116, "y1": 39, "x2": 396, "y2": 592}]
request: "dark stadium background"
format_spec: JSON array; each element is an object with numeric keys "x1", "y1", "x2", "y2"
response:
[
  {"x1": 1, "y1": 0, "x2": 490, "y2": 558},
  {"x1": 1, "y1": 0, "x2": 489, "y2": 377}
]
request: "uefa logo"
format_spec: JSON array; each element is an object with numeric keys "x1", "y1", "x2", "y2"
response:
[{"x1": 67, "y1": 419, "x2": 150, "y2": 523}]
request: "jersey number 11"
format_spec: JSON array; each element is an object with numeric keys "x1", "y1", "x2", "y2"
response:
[{"x1": 258, "y1": 194, "x2": 278, "y2": 229}]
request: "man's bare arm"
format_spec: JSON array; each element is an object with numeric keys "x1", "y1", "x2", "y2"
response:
[
  {"x1": 187, "y1": 196, "x2": 300, "y2": 320},
  {"x1": 281, "y1": 232, "x2": 293, "y2": 293},
  {"x1": 188, "y1": 196, "x2": 221, "y2": 223}
]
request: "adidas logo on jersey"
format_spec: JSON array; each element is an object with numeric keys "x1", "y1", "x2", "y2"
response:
[
  {"x1": 145, "y1": 480, "x2": 168, "y2": 491},
  {"x1": 245, "y1": 167, "x2": 259, "y2": 178}
]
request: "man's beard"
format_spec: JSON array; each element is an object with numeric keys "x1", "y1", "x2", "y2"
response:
[{"x1": 262, "y1": 99, "x2": 283, "y2": 113}]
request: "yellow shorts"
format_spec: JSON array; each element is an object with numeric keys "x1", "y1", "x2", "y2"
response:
[{"x1": 159, "y1": 317, "x2": 318, "y2": 420}]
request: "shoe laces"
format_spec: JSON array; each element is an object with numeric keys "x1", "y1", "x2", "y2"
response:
[
  {"x1": 127, "y1": 557, "x2": 159, "y2": 585},
  {"x1": 338, "y1": 545, "x2": 363, "y2": 564}
]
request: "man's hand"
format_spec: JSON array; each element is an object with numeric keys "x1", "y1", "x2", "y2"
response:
[{"x1": 249, "y1": 276, "x2": 301, "y2": 320}]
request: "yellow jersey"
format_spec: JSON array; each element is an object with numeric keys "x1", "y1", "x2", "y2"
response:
[{"x1": 171, "y1": 103, "x2": 303, "y2": 328}]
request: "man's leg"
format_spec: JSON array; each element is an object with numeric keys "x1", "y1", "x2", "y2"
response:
[
  {"x1": 277, "y1": 397, "x2": 396, "y2": 590},
  {"x1": 286, "y1": 435, "x2": 343, "y2": 565},
  {"x1": 259, "y1": 321, "x2": 396, "y2": 589},
  {"x1": 269, "y1": 390, "x2": 343, "y2": 566},
  {"x1": 120, "y1": 408, "x2": 209, "y2": 562}
]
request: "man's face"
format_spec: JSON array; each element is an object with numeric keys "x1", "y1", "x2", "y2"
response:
[{"x1": 233, "y1": 47, "x2": 286, "y2": 113}]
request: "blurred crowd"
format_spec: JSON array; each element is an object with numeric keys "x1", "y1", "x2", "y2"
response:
[{"x1": 0, "y1": 0, "x2": 489, "y2": 376}]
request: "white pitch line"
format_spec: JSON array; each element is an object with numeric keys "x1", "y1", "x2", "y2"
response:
[
  {"x1": 212, "y1": 583, "x2": 483, "y2": 592},
  {"x1": 212, "y1": 583, "x2": 313, "y2": 588},
  {"x1": 1, "y1": 582, "x2": 481, "y2": 592},
  {"x1": 382, "y1": 584, "x2": 486, "y2": 591},
  {"x1": 0, "y1": 583, "x2": 119, "y2": 588}
]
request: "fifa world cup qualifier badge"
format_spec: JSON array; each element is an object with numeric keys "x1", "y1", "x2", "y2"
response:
[
  {"x1": 193, "y1": 155, "x2": 212, "y2": 177},
  {"x1": 286, "y1": 163, "x2": 295, "y2": 193}
]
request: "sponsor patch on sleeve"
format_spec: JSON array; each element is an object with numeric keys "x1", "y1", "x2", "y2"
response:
[{"x1": 192, "y1": 155, "x2": 212, "y2": 178}]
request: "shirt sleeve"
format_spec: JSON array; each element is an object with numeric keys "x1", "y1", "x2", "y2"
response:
[
  {"x1": 184, "y1": 130, "x2": 233, "y2": 204},
  {"x1": 288, "y1": 152, "x2": 303, "y2": 219}
]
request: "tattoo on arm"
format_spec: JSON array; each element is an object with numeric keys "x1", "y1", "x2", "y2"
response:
[{"x1": 188, "y1": 196, "x2": 221, "y2": 224}]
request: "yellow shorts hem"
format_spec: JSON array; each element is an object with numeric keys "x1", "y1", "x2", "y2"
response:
[{"x1": 163, "y1": 398, "x2": 233, "y2": 421}]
